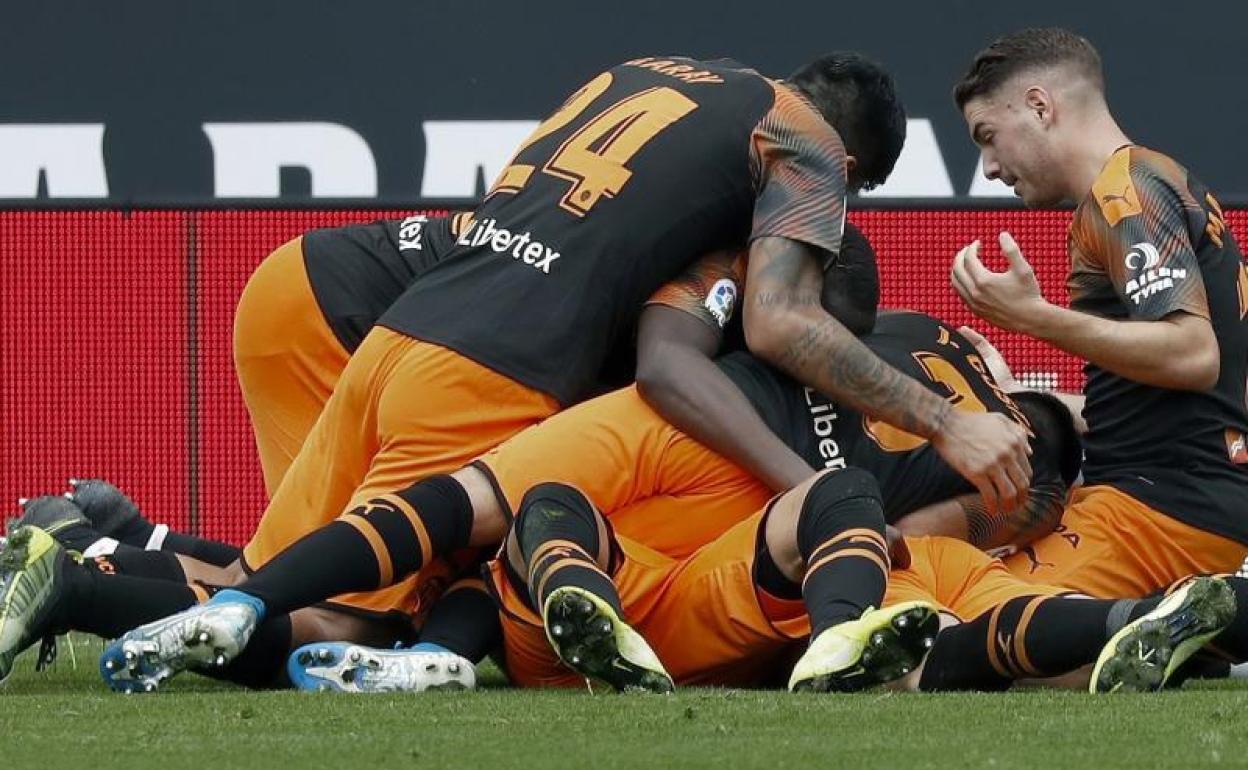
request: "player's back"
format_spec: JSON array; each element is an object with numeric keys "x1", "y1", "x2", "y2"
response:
[
  {"x1": 382, "y1": 57, "x2": 847, "y2": 406},
  {"x1": 718, "y1": 311, "x2": 1030, "y2": 519},
  {"x1": 302, "y1": 213, "x2": 469, "y2": 352},
  {"x1": 1068, "y1": 146, "x2": 1248, "y2": 543}
]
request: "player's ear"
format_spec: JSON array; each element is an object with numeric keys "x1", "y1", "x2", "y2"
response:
[
  {"x1": 1024, "y1": 86, "x2": 1053, "y2": 127},
  {"x1": 844, "y1": 154, "x2": 861, "y2": 192}
]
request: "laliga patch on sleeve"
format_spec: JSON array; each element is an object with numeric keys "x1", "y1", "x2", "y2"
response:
[{"x1": 704, "y1": 278, "x2": 738, "y2": 328}]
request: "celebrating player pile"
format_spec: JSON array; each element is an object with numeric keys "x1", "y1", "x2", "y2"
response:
[{"x1": 1, "y1": 29, "x2": 1245, "y2": 697}]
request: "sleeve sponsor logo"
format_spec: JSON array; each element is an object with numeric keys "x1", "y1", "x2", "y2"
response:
[
  {"x1": 703, "y1": 278, "x2": 738, "y2": 328},
  {"x1": 1123, "y1": 243, "x2": 1186, "y2": 305},
  {"x1": 1124, "y1": 242, "x2": 1161, "y2": 271}
]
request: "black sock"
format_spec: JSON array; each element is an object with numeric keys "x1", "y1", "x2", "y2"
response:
[
  {"x1": 203, "y1": 614, "x2": 293, "y2": 689},
  {"x1": 919, "y1": 596, "x2": 1115, "y2": 691},
  {"x1": 514, "y1": 483, "x2": 621, "y2": 616},
  {"x1": 238, "y1": 475, "x2": 473, "y2": 616},
  {"x1": 418, "y1": 576, "x2": 501, "y2": 663},
  {"x1": 161, "y1": 532, "x2": 242, "y2": 567},
  {"x1": 796, "y1": 469, "x2": 889, "y2": 638},
  {"x1": 88, "y1": 546, "x2": 187, "y2": 582},
  {"x1": 56, "y1": 564, "x2": 201, "y2": 638}
]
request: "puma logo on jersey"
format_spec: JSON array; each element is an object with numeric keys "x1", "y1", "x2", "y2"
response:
[
  {"x1": 1100, "y1": 185, "x2": 1134, "y2": 207},
  {"x1": 457, "y1": 217, "x2": 562, "y2": 274}
]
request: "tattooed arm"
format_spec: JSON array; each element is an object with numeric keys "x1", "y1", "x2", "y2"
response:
[
  {"x1": 895, "y1": 480, "x2": 1067, "y2": 550},
  {"x1": 743, "y1": 236, "x2": 1033, "y2": 513}
]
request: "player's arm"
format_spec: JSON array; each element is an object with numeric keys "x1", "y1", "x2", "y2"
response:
[
  {"x1": 894, "y1": 481, "x2": 1066, "y2": 550},
  {"x1": 953, "y1": 171, "x2": 1219, "y2": 391},
  {"x1": 636, "y1": 255, "x2": 815, "y2": 492},
  {"x1": 743, "y1": 236, "x2": 1032, "y2": 513},
  {"x1": 743, "y1": 86, "x2": 1030, "y2": 512}
]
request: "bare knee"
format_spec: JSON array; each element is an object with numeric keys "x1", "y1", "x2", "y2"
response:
[{"x1": 452, "y1": 465, "x2": 510, "y2": 546}]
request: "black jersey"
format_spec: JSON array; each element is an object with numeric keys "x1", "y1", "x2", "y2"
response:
[
  {"x1": 380, "y1": 56, "x2": 848, "y2": 406},
  {"x1": 302, "y1": 213, "x2": 470, "y2": 352},
  {"x1": 1068, "y1": 147, "x2": 1248, "y2": 544},
  {"x1": 717, "y1": 311, "x2": 1047, "y2": 521}
]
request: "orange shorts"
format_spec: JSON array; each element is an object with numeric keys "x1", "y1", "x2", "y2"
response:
[
  {"x1": 243, "y1": 328, "x2": 558, "y2": 617},
  {"x1": 477, "y1": 385, "x2": 771, "y2": 559},
  {"x1": 233, "y1": 237, "x2": 350, "y2": 496},
  {"x1": 1003, "y1": 485, "x2": 1248, "y2": 598},
  {"x1": 492, "y1": 520, "x2": 1069, "y2": 689},
  {"x1": 885, "y1": 536, "x2": 1068, "y2": 622}
]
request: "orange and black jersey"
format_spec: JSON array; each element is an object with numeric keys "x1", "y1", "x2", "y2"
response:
[
  {"x1": 716, "y1": 311, "x2": 1065, "y2": 521},
  {"x1": 302, "y1": 213, "x2": 473, "y2": 352},
  {"x1": 379, "y1": 56, "x2": 848, "y2": 406},
  {"x1": 1068, "y1": 146, "x2": 1248, "y2": 543}
]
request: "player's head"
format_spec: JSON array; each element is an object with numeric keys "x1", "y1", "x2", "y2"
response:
[
  {"x1": 789, "y1": 53, "x2": 906, "y2": 193},
  {"x1": 1011, "y1": 390, "x2": 1083, "y2": 486},
  {"x1": 954, "y1": 28, "x2": 1107, "y2": 207},
  {"x1": 821, "y1": 220, "x2": 880, "y2": 335}
]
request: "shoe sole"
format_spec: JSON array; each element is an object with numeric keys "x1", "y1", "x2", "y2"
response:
[
  {"x1": 100, "y1": 615, "x2": 237, "y2": 694},
  {"x1": 288, "y1": 644, "x2": 473, "y2": 693},
  {"x1": 544, "y1": 589, "x2": 673, "y2": 693},
  {"x1": 1092, "y1": 577, "x2": 1236, "y2": 693},
  {"x1": 793, "y1": 602, "x2": 940, "y2": 693},
  {"x1": 0, "y1": 528, "x2": 63, "y2": 686}
]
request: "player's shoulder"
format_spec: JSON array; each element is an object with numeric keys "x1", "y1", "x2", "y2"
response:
[{"x1": 1082, "y1": 145, "x2": 1196, "y2": 229}]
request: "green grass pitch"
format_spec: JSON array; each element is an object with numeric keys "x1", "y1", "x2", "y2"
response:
[{"x1": 2, "y1": 637, "x2": 1246, "y2": 770}]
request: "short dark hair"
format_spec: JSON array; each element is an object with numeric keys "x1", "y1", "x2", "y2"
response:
[
  {"x1": 789, "y1": 53, "x2": 906, "y2": 192},
  {"x1": 821, "y1": 220, "x2": 880, "y2": 335},
  {"x1": 1012, "y1": 390, "x2": 1083, "y2": 487},
  {"x1": 953, "y1": 27, "x2": 1104, "y2": 110}
]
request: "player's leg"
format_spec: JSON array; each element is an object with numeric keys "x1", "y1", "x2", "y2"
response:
[
  {"x1": 15, "y1": 496, "x2": 239, "y2": 586},
  {"x1": 757, "y1": 467, "x2": 939, "y2": 692},
  {"x1": 509, "y1": 482, "x2": 672, "y2": 692},
  {"x1": 234, "y1": 236, "x2": 350, "y2": 497},
  {"x1": 476, "y1": 384, "x2": 770, "y2": 560},
  {"x1": 916, "y1": 577, "x2": 1235, "y2": 693},
  {"x1": 898, "y1": 537, "x2": 1236, "y2": 692},
  {"x1": 103, "y1": 335, "x2": 556, "y2": 691}
]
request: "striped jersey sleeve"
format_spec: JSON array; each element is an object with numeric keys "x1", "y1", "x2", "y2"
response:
[{"x1": 747, "y1": 82, "x2": 848, "y2": 257}]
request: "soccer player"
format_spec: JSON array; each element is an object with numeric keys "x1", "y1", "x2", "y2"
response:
[
  {"x1": 95, "y1": 53, "x2": 1034, "y2": 693},
  {"x1": 949, "y1": 28, "x2": 1248, "y2": 596},
  {"x1": 281, "y1": 312, "x2": 1081, "y2": 693},
  {"x1": 461, "y1": 480, "x2": 1236, "y2": 694}
]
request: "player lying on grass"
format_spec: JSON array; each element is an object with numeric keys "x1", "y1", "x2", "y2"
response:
[
  {"x1": 950, "y1": 28, "x2": 1248, "y2": 595},
  {"x1": 391, "y1": 475, "x2": 1237, "y2": 695}
]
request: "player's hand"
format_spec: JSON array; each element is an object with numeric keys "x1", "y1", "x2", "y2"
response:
[
  {"x1": 957, "y1": 325, "x2": 1020, "y2": 392},
  {"x1": 931, "y1": 409, "x2": 1032, "y2": 514},
  {"x1": 951, "y1": 231, "x2": 1049, "y2": 332}
]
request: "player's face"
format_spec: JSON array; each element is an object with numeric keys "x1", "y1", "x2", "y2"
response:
[{"x1": 963, "y1": 93, "x2": 1065, "y2": 207}]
